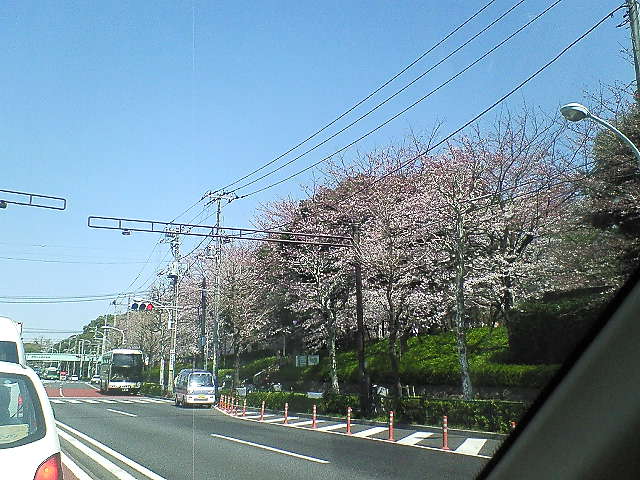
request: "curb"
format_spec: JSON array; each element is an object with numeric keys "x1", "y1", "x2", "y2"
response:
[{"x1": 239, "y1": 406, "x2": 506, "y2": 440}]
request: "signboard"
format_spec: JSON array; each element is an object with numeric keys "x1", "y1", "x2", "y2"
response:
[
  {"x1": 295, "y1": 355, "x2": 308, "y2": 367},
  {"x1": 307, "y1": 355, "x2": 319, "y2": 366},
  {"x1": 25, "y1": 353, "x2": 99, "y2": 362}
]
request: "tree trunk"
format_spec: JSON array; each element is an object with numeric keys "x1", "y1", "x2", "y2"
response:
[
  {"x1": 454, "y1": 211, "x2": 473, "y2": 400},
  {"x1": 233, "y1": 333, "x2": 240, "y2": 389},
  {"x1": 327, "y1": 310, "x2": 340, "y2": 394},
  {"x1": 386, "y1": 287, "x2": 402, "y2": 401}
]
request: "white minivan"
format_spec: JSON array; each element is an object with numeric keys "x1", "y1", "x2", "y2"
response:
[
  {"x1": 0, "y1": 360, "x2": 62, "y2": 479},
  {"x1": 174, "y1": 369, "x2": 216, "y2": 407},
  {"x1": 0, "y1": 317, "x2": 26, "y2": 366}
]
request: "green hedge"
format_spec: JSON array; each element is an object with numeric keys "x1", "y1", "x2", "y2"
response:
[
  {"x1": 242, "y1": 392, "x2": 359, "y2": 416},
  {"x1": 139, "y1": 383, "x2": 164, "y2": 397},
  {"x1": 389, "y1": 398, "x2": 527, "y2": 433},
  {"x1": 232, "y1": 392, "x2": 524, "y2": 433}
]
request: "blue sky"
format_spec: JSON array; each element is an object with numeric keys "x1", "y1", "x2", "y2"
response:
[{"x1": 0, "y1": 0, "x2": 631, "y2": 340}]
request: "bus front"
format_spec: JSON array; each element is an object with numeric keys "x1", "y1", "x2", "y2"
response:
[{"x1": 107, "y1": 349, "x2": 143, "y2": 394}]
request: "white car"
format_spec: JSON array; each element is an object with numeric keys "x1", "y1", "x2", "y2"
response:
[
  {"x1": 0, "y1": 360, "x2": 61, "y2": 479},
  {"x1": 69, "y1": 375, "x2": 79, "y2": 381},
  {"x1": 0, "y1": 317, "x2": 26, "y2": 365}
]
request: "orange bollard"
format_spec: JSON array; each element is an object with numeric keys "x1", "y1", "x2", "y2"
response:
[
  {"x1": 312, "y1": 404, "x2": 317, "y2": 429},
  {"x1": 260, "y1": 401, "x2": 265, "y2": 421},
  {"x1": 388, "y1": 411, "x2": 395, "y2": 441},
  {"x1": 346, "y1": 406, "x2": 352, "y2": 434},
  {"x1": 442, "y1": 415, "x2": 450, "y2": 450},
  {"x1": 242, "y1": 398, "x2": 247, "y2": 417},
  {"x1": 284, "y1": 402, "x2": 289, "y2": 424}
]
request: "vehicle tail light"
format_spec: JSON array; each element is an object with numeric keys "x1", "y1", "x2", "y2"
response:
[{"x1": 34, "y1": 453, "x2": 62, "y2": 480}]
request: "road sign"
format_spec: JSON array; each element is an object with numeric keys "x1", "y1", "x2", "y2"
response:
[
  {"x1": 308, "y1": 355, "x2": 320, "y2": 365},
  {"x1": 25, "y1": 353, "x2": 98, "y2": 362},
  {"x1": 295, "y1": 355, "x2": 308, "y2": 367}
]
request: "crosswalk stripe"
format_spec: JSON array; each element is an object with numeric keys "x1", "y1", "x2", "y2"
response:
[
  {"x1": 352, "y1": 426, "x2": 387, "y2": 438},
  {"x1": 454, "y1": 438, "x2": 487, "y2": 455},
  {"x1": 81, "y1": 399, "x2": 99, "y2": 403},
  {"x1": 50, "y1": 399, "x2": 64, "y2": 404},
  {"x1": 317, "y1": 423, "x2": 347, "y2": 431},
  {"x1": 397, "y1": 431, "x2": 434, "y2": 445},
  {"x1": 141, "y1": 398, "x2": 165, "y2": 403},
  {"x1": 287, "y1": 420, "x2": 326, "y2": 427},
  {"x1": 64, "y1": 399, "x2": 81, "y2": 404},
  {"x1": 262, "y1": 416, "x2": 299, "y2": 423},
  {"x1": 114, "y1": 400, "x2": 134, "y2": 404},
  {"x1": 95, "y1": 399, "x2": 117, "y2": 403},
  {"x1": 129, "y1": 399, "x2": 150, "y2": 403}
]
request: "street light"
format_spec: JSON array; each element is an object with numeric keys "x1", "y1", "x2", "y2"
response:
[
  {"x1": 560, "y1": 102, "x2": 640, "y2": 168},
  {"x1": 101, "y1": 326, "x2": 125, "y2": 347}
]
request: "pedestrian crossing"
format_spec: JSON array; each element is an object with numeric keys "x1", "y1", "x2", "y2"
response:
[
  {"x1": 222, "y1": 407, "x2": 497, "y2": 457},
  {"x1": 49, "y1": 397, "x2": 170, "y2": 405}
]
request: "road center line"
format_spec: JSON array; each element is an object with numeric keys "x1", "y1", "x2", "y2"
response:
[
  {"x1": 210, "y1": 434, "x2": 330, "y2": 464},
  {"x1": 58, "y1": 429, "x2": 138, "y2": 480},
  {"x1": 107, "y1": 408, "x2": 138, "y2": 417},
  {"x1": 56, "y1": 421, "x2": 167, "y2": 480},
  {"x1": 61, "y1": 452, "x2": 94, "y2": 480}
]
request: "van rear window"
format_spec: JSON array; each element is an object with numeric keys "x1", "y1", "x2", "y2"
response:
[
  {"x1": 0, "y1": 342, "x2": 18, "y2": 363},
  {"x1": 0, "y1": 373, "x2": 46, "y2": 449}
]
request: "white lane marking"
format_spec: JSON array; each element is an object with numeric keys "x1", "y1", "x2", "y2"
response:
[
  {"x1": 107, "y1": 408, "x2": 138, "y2": 417},
  {"x1": 81, "y1": 399, "x2": 99, "y2": 404},
  {"x1": 56, "y1": 421, "x2": 167, "y2": 480},
  {"x1": 262, "y1": 416, "x2": 299, "y2": 423},
  {"x1": 58, "y1": 429, "x2": 138, "y2": 480},
  {"x1": 352, "y1": 426, "x2": 387, "y2": 438},
  {"x1": 287, "y1": 420, "x2": 326, "y2": 427},
  {"x1": 317, "y1": 423, "x2": 347, "y2": 431},
  {"x1": 61, "y1": 452, "x2": 93, "y2": 480},
  {"x1": 397, "y1": 431, "x2": 434, "y2": 445},
  {"x1": 65, "y1": 399, "x2": 81, "y2": 404},
  {"x1": 50, "y1": 399, "x2": 64, "y2": 404},
  {"x1": 454, "y1": 438, "x2": 488, "y2": 455},
  {"x1": 210, "y1": 434, "x2": 330, "y2": 464}
]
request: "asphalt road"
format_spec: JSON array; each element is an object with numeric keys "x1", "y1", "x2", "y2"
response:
[{"x1": 48, "y1": 381, "x2": 488, "y2": 480}]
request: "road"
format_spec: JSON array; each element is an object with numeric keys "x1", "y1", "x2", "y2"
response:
[{"x1": 47, "y1": 381, "x2": 490, "y2": 480}]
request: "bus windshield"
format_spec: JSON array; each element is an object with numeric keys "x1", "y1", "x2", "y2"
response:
[
  {"x1": 112, "y1": 353, "x2": 143, "y2": 368},
  {"x1": 189, "y1": 373, "x2": 213, "y2": 387}
]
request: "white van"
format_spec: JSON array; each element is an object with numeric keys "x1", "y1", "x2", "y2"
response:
[
  {"x1": 174, "y1": 369, "x2": 216, "y2": 407},
  {"x1": 0, "y1": 317, "x2": 26, "y2": 366},
  {"x1": 0, "y1": 360, "x2": 62, "y2": 479}
]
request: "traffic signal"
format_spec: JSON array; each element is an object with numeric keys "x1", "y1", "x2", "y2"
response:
[{"x1": 131, "y1": 301, "x2": 154, "y2": 311}]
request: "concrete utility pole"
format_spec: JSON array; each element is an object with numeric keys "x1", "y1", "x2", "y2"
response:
[
  {"x1": 167, "y1": 231, "x2": 181, "y2": 394},
  {"x1": 200, "y1": 276, "x2": 207, "y2": 369},
  {"x1": 627, "y1": 0, "x2": 640, "y2": 95},
  {"x1": 352, "y1": 223, "x2": 369, "y2": 416},
  {"x1": 205, "y1": 192, "x2": 236, "y2": 394}
]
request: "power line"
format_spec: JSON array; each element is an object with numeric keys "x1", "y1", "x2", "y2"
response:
[
  {"x1": 209, "y1": 0, "x2": 499, "y2": 195},
  {"x1": 0, "y1": 256, "x2": 154, "y2": 265},
  {"x1": 335, "y1": 6, "x2": 623, "y2": 208},
  {"x1": 236, "y1": 0, "x2": 562, "y2": 199},
  {"x1": 227, "y1": 0, "x2": 528, "y2": 196}
]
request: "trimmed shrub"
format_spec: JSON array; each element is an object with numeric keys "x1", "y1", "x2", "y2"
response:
[
  {"x1": 421, "y1": 398, "x2": 527, "y2": 433},
  {"x1": 140, "y1": 383, "x2": 164, "y2": 397}
]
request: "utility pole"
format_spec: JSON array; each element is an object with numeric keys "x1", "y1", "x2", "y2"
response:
[
  {"x1": 205, "y1": 192, "x2": 237, "y2": 394},
  {"x1": 627, "y1": 0, "x2": 640, "y2": 95},
  {"x1": 200, "y1": 276, "x2": 207, "y2": 369},
  {"x1": 167, "y1": 231, "x2": 181, "y2": 394},
  {"x1": 353, "y1": 223, "x2": 369, "y2": 416}
]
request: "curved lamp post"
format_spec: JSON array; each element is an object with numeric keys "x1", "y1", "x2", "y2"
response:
[
  {"x1": 101, "y1": 325, "x2": 126, "y2": 347},
  {"x1": 560, "y1": 102, "x2": 640, "y2": 168}
]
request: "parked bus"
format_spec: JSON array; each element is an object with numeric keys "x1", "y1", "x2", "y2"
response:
[{"x1": 99, "y1": 348, "x2": 143, "y2": 394}]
